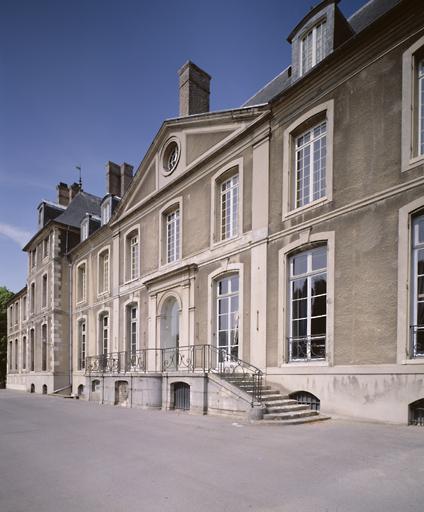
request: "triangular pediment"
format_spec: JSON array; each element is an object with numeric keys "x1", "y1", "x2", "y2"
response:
[{"x1": 113, "y1": 108, "x2": 267, "y2": 222}]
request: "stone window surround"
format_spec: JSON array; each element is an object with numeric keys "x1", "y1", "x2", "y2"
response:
[
  {"x1": 282, "y1": 100, "x2": 334, "y2": 220},
  {"x1": 41, "y1": 272, "x2": 48, "y2": 310},
  {"x1": 401, "y1": 34, "x2": 424, "y2": 172},
  {"x1": 210, "y1": 157, "x2": 244, "y2": 248},
  {"x1": 123, "y1": 297, "x2": 140, "y2": 354},
  {"x1": 97, "y1": 308, "x2": 111, "y2": 355},
  {"x1": 76, "y1": 260, "x2": 87, "y2": 305},
  {"x1": 207, "y1": 262, "x2": 244, "y2": 361},
  {"x1": 158, "y1": 197, "x2": 183, "y2": 268},
  {"x1": 77, "y1": 316, "x2": 87, "y2": 372},
  {"x1": 123, "y1": 225, "x2": 140, "y2": 284},
  {"x1": 397, "y1": 196, "x2": 424, "y2": 364},
  {"x1": 97, "y1": 245, "x2": 111, "y2": 296},
  {"x1": 277, "y1": 230, "x2": 335, "y2": 367}
]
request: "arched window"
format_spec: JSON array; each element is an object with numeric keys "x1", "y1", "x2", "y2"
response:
[
  {"x1": 30, "y1": 329, "x2": 35, "y2": 371},
  {"x1": 99, "y1": 313, "x2": 109, "y2": 355},
  {"x1": 98, "y1": 249, "x2": 110, "y2": 294},
  {"x1": 410, "y1": 214, "x2": 424, "y2": 357},
  {"x1": 127, "y1": 304, "x2": 138, "y2": 357},
  {"x1": 78, "y1": 320, "x2": 86, "y2": 370},
  {"x1": 126, "y1": 229, "x2": 139, "y2": 281}
]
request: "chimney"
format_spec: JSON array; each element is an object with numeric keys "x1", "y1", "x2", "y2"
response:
[
  {"x1": 57, "y1": 182, "x2": 69, "y2": 207},
  {"x1": 120, "y1": 163, "x2": 133, "y2": 197},
  {"x1": 68, "y1": 182, "x2": 81, "y2": 202},
  {"x1": 178, "y1": 61, "x2": 211, "y2": 117},
  {"x1": 106, "y1": 161, "x2": 121, "y2": 196}
]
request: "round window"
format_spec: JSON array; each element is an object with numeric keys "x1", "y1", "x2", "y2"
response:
[{"x1": 162, "y1": 140, "x2": 180, "y2": 175}]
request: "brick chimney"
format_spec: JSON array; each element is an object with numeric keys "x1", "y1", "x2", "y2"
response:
[
  {"x1": 106, "y1": 161, "x2": 121, "y2": 196},
  {"x1": 68, "y1": 182, "x2": 81, "y2": 201},
  {"x1": 178, "y1": 61, "x2": 211, "y2": 117},
  {"x1": 57, "y1": 182, "x2": 69, "y2": 207},
  {"x1": 120, "y1": 163, "x2": 133, "y2": 197}
]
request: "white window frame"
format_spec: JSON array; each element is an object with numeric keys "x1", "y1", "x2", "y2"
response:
[
  {"x1": 30, "y1": 328, "x2": 35, "y2": 372},
  {"x1": 216, "y1": 274, "x2": 240, "y2": 361},
  {"x1": 128, "y1": 305, "x2": 138, "y2": 356},
  {"x1": 210, "y1": 158, "x2": 243, "y2": 247},
  {"x1": 401, "y1": 35, "x2": 424, "y2": 172},
  {"x1": 300, "y1": 19, "x2": 327, "y2": 76},
  {"x1": 288, "y1": 246, "x2": 327, "y2": 362},
  {"x1": 81, "y1": 219, "x2": 89, "y2": 241},
  {"x1": 99, "y1": 313, "x2": 109, "y2": 356},
  {"x1": 76, "y1": 262, "x2": 87, "y2": 304},
  {"x1": 159, "y1": 198, "x2": 183, "y2": 267},
  {"x1": 79, "y1": 319, "x2": 86, "y2": 370},
  {"x1": 166, "y1": 208, "x2": 180, "y2": 263},
  {"x1": 30, "y1": 282, "x2": 35, "y2": 315},
  {"x1": 278, "y1": 231, "x2": 335, "y2": 366},
  {"x1": 124, "y1": 226, "x2": 140, "y2": 282},
  {"x1": 41, "y1": 273, "x2": 48, "y2": 309},
  {"x1": 41, "y1": 323, "x2": 47, "y2": 372},
  {"x1": 220, "y1": 174, "x2": 239, "y2": 241},
  {"x1": 411, "y1": 215, "x2": 424, "y2": 358},
  {"x1": 282, "y1": 100, "x2": 334, "y2": 219},
  {"x1": 101, "y1": 199, "x2": 111, "y2": 226},
  {"x1": 98, "y1": 248, "x2": 110, "y2": 295}
]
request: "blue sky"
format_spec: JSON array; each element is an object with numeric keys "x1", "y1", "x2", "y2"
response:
[{"x1": 0, "y1": 0, "x2": 365, "y2": 292}]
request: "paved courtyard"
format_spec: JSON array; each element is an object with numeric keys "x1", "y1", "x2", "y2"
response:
[{"x1": 0, "y1": 390, "x2": 423, "y2": 512}]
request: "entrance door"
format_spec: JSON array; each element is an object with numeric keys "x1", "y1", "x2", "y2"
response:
[{"x1": 161, "y1": 297, "x2": 180, "y2": 370}]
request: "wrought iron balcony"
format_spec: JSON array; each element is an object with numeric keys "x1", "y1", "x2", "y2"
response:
[{"x1": 85, "y1": 344, "x2": 263, "y2": 404}]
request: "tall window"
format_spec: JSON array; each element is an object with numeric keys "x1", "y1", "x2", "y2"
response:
[
  {"x1": 22, "y1": 296, "x2": 27, "y2": 321},
  {"x1": 14, "y1": 302, "x2": 19, "y2": 326},
  {"x1": 99, "y1": 250, "x2": 109, "y2": 294},
  {"x1": 77, "y1": 263, "x2": 86, "y2": 302},
  {"x1": 42, "y1": 274, "x2": 47, "y2": 308},
  {"x1": 288, "y1": 246, "x2": 327, "y2": 362},
  {"x1": 128, "y1": 233, "x2": 139, "y2": 280},
  {"x1": 295, "y1": 121, "x2": 327, "y2": 208},
  {"x1": 128, "y1": 305, "x2": 138, "y2": 356},
  {"x1": 419, "y1": 58, "x2": 424, "y2": 156},
  {"x1": 9, "y1": 341, "x2": 12, "y2": 370},
  {"x1": 30, "y1": 329, "x2": 35, "y2": 371},
  {"x1": 216, "y1": 275, "x2": 239, "y2": 359},
  {"x1": 14, "y1": 339, "x2": 18, "y2": 371},
  {"x1": 100, "y1": 314, "x2": 109, "y2": 355},
  {"x1": 42, "y1": 237, "x2": 49, "y2": 259},
  {"x1": 166, "y1": 209, "x2": 180, "y2": 263},
  {"x1": 101, "y1": 200, "x2": 111, "y2": 225},
  {"x1": 22, "y1": 336, "x2": 27, "y2": 370},
  {"x1": 30, "y1": 249, "x2": 36, "y2": 269},
  {"x1": 411, "y1": 215, "x2": 424, "y2": 357},
  {"x1": 81, "y1": 219, "x2": 89, "y2": 241},
  {"x1": 301, "y1": 20, "x2": 327, "y2": 75},
  {"x1": 79, "y1": 320, "x2": 86, "y2": 370},
  {"x1": 30, "y1": 283, "x2": 35, "y2": 314},
  {"x1": 221, "y1": 174, "x2": 239, "y2": 240},
  {"x1": 41, "y1": 324, "x2": 47, "y2": 371}
]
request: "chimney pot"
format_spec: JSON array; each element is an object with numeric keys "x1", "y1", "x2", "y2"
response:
[
  {"x1": 178, "y1": 61, "x2": 211, "y2": 117},
  {"x1": 68, "y1": 182, "x2": 81, "y2": 202}
]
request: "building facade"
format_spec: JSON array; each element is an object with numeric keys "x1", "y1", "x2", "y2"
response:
[{"x1": 7, "y1": 0, "x2": 424, "y2": 425}]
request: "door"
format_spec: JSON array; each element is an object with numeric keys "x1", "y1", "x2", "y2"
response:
[
  {"x1": 161, "y1": 296, "x2": 180, "y2": 370},
  {"x1": 216, "y1": 275, "x2": 239, "y2": 368},
  {"x1": 174, "y1": 382, "x2": 190, "y2": 410}
]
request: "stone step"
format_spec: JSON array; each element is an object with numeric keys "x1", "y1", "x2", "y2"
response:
[
  {"x1": 246, "y1": 388, "x2": 280, "y2": 396},
  {"x1": 259, "y1": 415, "x2": 331, "y2": 426},
  {"x1": 238, "y1": 385, "x2": 271, "y2": 391},
  {"x1": 263, "y1": 410, "x2": 319, "y2": 420},
  {"x1": 266, "y1": 404, "x2": 311, "y2": 413},
  {"x1": 262, "y1": 398, "x2": 298, "y2": 407},
  {"x1": 253, "y1": 393, "x2": 284, "y2": 401}
]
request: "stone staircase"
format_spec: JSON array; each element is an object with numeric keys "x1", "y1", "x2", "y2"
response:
[{"x1": 220, "y1": 374, "x2": 330, "y2": 425}]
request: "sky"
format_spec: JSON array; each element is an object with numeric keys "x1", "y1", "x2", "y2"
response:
[{"x1": 0, "y1": 0, "x2": 365, "y2": 293}]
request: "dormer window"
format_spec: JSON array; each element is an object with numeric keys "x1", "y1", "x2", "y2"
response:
[
  {"x1": 38, "y1": 204, "x2": 44, "y2": 228},
  {"x1": 101, "y1": 199, "x2": 111, "y2": 226},
  {"x1": 301, "y1": 20, "x2": 327, "y2": 75},
  {"x1": 81, "y1": 219, "x2": 89, "y2": 242}
]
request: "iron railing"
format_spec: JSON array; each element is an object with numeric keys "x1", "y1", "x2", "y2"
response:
[
  {"x1": 288, "y1": 335, "x2": 326, "y2": 362},
  {"x1": 410, "y1": 325, "x2": 424, "y2": 358},
  {"x1": 85, "y1": 344, "x2": 263, "y2": 404}
]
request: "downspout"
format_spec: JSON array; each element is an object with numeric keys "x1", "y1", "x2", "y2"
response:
[{"x1": 67, "y1": 226, "x2": 73, "y2": 391}]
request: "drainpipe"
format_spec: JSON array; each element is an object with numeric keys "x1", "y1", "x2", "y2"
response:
[{"x1": 68, "y1": 244, "x2": 73, "y2": 391}]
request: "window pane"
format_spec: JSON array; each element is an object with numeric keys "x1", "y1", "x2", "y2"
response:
[
  {"x1": 218, "y1": 298, "x2": 228, "y2": 314},
  {"x1": 312, "y1": 248, "x2": 327, "y2": 271},
  {"x1": 311, "y1": 274, "x2": 327, "y2": 296},
  {"x1": 418, "y1": 249, "x2": 424, "y2": 276},
  {"x1": 311, "y1": 316, "x2": 326, "y2": 336},
  {"x1": 218, "y1": 313, "x2": 228, "y2": 330},
  {"x1": 218, "y1": 332, "x2": 228, "y2": 348},
  {"x1": 311, "y1": 295, "x2": 326, "y2": 317},
  {"x1": 218, "y1": 278, "x2": 228, "y2": 296},
  {"x1": 310, "y1": 337, "x2": 326, "y2": 359},
  {"x1": 292, "y1": 278, "x2": 307, "y2": 300},
  {"x1": 292, "y1": 319, "x2": 307, "y2": 337},
  {"x1": 292, "y1": 298, "x2": 307, "y2": 320},
  {"x1": 292, "y1": 253, "x2": 308, "y2": 276}
]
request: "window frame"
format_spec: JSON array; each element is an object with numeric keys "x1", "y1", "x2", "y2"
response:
[
  {"x1": 99, "y1": 312, "x2": 109, "y2": 356},
  {"x1": 98, "y1": 247, "x2": 110, "y2": 295},
  {"x1": 282, "y1": 100, "x2": 334, "y2": 220},
  {"x1": 401, "y1": 35, "x2": 424, "y2": 172},
  {"x1": 300, "y1": 18, "x2": 327, "y2": 76},
  {"x1": 210, "y1": 158, "x2": 243, "y2": 247},
  {"x1": 42, "y1": 236, "x2": 49, "y2": 260},
  {"x1": 80, "y1": 218, "x2": 89, "y2": 242},
  {"x1": 159, "y1": 198, "x2": 183, "y2": 267},
  {"x1": 76, "y1": 261, "x2": 87, "y2": 304},
  {"x1": 78, "y1": 319, "x2": 87, "y2": 371},
  {"x1": 124, "y1": 226, "x2": 140, "y2": 283},
  {"x1": 41, "y1": 323, "x2": 47, "y2": 372},
  {"x1": 278, "y1": 231, "x2": 335, "y2": 366},
  {"x1": 101, "y1": 198, "x2": 112, "y2": 226},
  {"x1": 41, "y1": 273, "x2": 48, "y2": 309}
]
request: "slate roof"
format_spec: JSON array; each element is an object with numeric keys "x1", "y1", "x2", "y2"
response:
[
  {"x1": 242, "y1": 0, "x2": 401, "y2": 108},
  {"x1": 54, "y1": 191, "x2": 102, "y2": 228}
]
